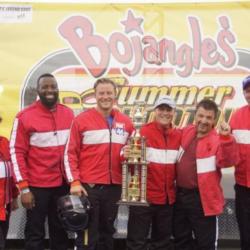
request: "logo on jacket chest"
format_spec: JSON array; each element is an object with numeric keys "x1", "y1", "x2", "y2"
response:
[{"x1": 114, "y1": 122, "x2": 125, "y2": 136}]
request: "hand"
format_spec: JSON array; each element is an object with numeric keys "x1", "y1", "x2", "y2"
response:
[
  {"x1": 21, "y1": 192, "x2": 35, "y2": 209},
  {"x1": 70, "y1": 184, "x2": 88, "y2": 197},
  {"x1": 123, "y1": 145, "x2": 131, "y2": 159},
  {"x1": 11, "y1": 198, "x2": 19, "y2": 211},
  {"x1": 218, "y1": 121, "x2": 231, "y2": 136}
]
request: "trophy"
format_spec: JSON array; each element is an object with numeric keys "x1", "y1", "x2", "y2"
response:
[{"x1": 118, "y1": 102, "x2": 149, "y2": 206}]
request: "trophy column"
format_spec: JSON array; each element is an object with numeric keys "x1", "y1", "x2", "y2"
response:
[
  {"x1": 118, "y1": 103, "x2": 149, "y2": 206},
  {"x1": 121, "y1": 162, "x2": 128, "y2": 202}
]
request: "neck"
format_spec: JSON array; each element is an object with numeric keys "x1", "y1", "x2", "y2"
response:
[
  {"x1": 96, "y1": 107, "x2": 112, "y2": 118},
  {"x1": 156, "y1": 122, "x2": 171, "y2": 130},
  {"x1": 196, "y1": 131, "x2": 209, "y2": 138},
  {"x1": 41, "y1": 102, "x2": 56, "y2": 111}
]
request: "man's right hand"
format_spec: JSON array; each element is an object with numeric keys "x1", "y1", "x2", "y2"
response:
[
  {"x1": 123, "y1": 145, "x2": 131, "y2": 159},
  {"x1": 21, "y1": 192, "x2": 35, "y2": 209},
  {"x1": 70, "y1": 184, "x2": 88, "y2": 197}
]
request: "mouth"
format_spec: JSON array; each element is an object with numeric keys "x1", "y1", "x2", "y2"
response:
[
  {"x1": 161, "y1": 115, "x2": 171, "y2": 120},
  {"x1": 101, "y1": 100, "x2": 112, "y2": 104},
  {"x1": 45, "y1": 94, "x2": 56, "y2": 100},
  {"x1": 198, "y1": 123, "x2": 208, "y2": 129}
]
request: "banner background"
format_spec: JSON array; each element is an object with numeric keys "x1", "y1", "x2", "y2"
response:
[{"x1": 0, "y1": 2, "x2": 250, "y2": 137}]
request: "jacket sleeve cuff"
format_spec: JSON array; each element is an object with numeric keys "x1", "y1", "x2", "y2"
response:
[
  {"x1": 18, "y1": 180, "x2": 29, "y2": 190},
  {"x1": 120, "y1": 146, "x2": 126, "y2": 162},
  {"x1": 219, "y1": 135, "x2": 231, "y2": 141},
  {"x1": 70, "y1": 180, "x2": 81, "y2": 187}
]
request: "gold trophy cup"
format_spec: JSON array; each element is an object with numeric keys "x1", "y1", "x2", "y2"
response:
[{"x1": 118, "y1": 102, "x2": 149, "y2": 206}]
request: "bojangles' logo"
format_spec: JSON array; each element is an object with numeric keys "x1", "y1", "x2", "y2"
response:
[
  {"x1": 57, "y1": 10, "x2": 238, "y2": 78},
  {"x1": 21, "y1": 10, "x2": 250, "y2": 128}
]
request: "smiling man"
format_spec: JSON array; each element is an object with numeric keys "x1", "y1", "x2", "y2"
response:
[
  {"x1": 174, "y1": 99, "x2": 239, "y2": 250},
  {"x1": 125, "y1": 95, "x2": 181, "y2": 250},
  {"x1": 64, "y1": 78, "x2": 134, "y2": 250},
  {"x1": 10, "y1": 73, "x2": 74, "y2": 250}
]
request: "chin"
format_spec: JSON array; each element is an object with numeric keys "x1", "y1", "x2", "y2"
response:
[
  {"x1": 43, "y1": 100, "x2": 57, "y2": 107},
  {"x1": 102, "y1": 106, "x2": 112, "y2": 110}
]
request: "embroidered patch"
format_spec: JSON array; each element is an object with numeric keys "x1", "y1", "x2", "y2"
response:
[{"x1": 114, "y1": 122, "x2": 125, "y2": 136}]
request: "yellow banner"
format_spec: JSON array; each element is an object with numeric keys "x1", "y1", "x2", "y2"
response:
[{"x1": 1, "y1": 2, "x2": 250, "y2": 137}]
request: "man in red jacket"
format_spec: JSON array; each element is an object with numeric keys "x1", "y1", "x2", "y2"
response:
[
  {"x1": 0, "y1": 115, "x2": 18, "y2": 250},
  {"x1": 10, "y1": 73, "x2": 74, "y2": 250},
  {"x1": 64, "y1": 78, "x2": 134, "y2": 250},
  {"x1": 230, "y1": 76, "x2": 250, "y2": 250},
  {"x1": 125, "y1": 95, "x2": 181, "y2": 250},
  {"x1": 174, "y1": 99, "x2": 239, "y2": 250}
]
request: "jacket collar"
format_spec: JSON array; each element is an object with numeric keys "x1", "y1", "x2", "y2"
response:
[
  {"x1": 36, "y1": 100, "x2": 57, "y2": 113},
  {"x1": 153, "y1": 121, "x2": 173, "y2": 135},
  {"x1": 94, "y1": 107, "x2": 117, "y2": 118}
]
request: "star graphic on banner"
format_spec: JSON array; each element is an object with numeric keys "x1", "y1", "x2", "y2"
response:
[{"x1": 121, "y1": 10, "x2": 144, "y2": 35}]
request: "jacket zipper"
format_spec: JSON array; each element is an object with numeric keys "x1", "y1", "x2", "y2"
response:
[
  {"x1": 163, "y1": 130, "x2": 168, "y2": 202},
  {"x1": 50, "y1": 110, "x2": 64, "y2": 183},
  {"x1": 108, "y1": 122, "x2": 113, "y2": 184}
]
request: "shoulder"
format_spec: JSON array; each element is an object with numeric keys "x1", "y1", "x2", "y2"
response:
[
  {"x1": 232, "y1": 105, "x2": 249, "y2": 118},
  {"x1": 140, "y1": 123, "x2": 156, "y2": 138},
  {"x1": 16, "y1": 102, "x2": 38, "y2": 119},
  {"x1": 230, "y1": 105, "x2": 249, "y2": 127},
  {"x1": 141, "y1": 122, "x2": 154, "y2": 131},
  {"x1": 237, "y1": 105, "x2": 249, "y2": 112},
  {"x1": 114, "y1": 109, "x2": 130, "y2": 120},
  {"x1": 0, "y1": 136, "x2": 9, "y2": 146},
  {"x1": 57, "y1": 103, "x2": 73, "y2": 111},
  {"x1": 114, "y1": 110, "x2": 133, "y2": 126},
  {"x1": 170, "y1": 127, "x2": 182, "y2": 137},
  {"x1": 57, "y1": 103, "x2": 74, "y2": 116},
  {"x1": 181, "y1": 124, "x2": 195, "y2": 134},
  {"x1": 73, "y1": 108, "x2": 93, "y2": 122}
]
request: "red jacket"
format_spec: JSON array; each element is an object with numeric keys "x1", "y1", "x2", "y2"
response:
[
  {"x1": 230, "y1": 105, "x2": 250, "y2": 187},
  {"x1": 141, "y1": 122, "x2": 181, "y2": 205},
  {"x1": 10, "y1": 101, "x2": 74, "y2": 189},
  {"x1": 0, "y1": 136, "x2": 18, "y2": 221},
  {"x1": 64, "y1": 108, "x2": 134, "y2": 184},
  {"x1": 178, "y1": 125, "x2": 239, "y2": 216}
]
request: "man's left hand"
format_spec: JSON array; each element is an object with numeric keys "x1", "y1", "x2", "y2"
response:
[{"x1": 218, "y1": 121, "x2": 231, "y2": 136}]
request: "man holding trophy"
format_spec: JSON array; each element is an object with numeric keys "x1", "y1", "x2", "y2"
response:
[
  {"x1": 124, "y1": 95, "x2": 181, "y2": 250},
  {"x1": 64, "y1": 78, "x2": 134, "y2": 250}
]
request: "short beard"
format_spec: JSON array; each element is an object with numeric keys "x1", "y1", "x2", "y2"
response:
[{"x1": 38, "y1": 94, "x2": 58, "y2": 108}]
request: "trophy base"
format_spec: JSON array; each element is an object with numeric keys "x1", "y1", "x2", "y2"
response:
[{"x1": 117, "y1": 200, "x2": 149, "y2": 206}]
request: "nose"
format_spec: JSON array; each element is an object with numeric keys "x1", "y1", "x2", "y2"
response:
[
  {"x1": 200, "y1": 117, "x2": 208, "y2": 124},
  {"x1": 46, "y1": 86, "x2": 57, "y2": 92},
  {"x1": 163, "y1": 109, "x2": 170, "y2": 113},
  {"x1": 102, "y1": 92, "x2": 110, "y2": 98}
]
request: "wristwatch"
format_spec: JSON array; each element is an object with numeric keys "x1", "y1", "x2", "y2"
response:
[{"x1": 21, "y1": 188, "x2": 30, "y2": 194}]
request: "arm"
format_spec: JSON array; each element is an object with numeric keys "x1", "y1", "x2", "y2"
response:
[
  {"x1": 10, "y1": 118, "x2": 36, "y2": 209},
  {"x1": 10, "y1": 179, "x2": 19, "y2": 211},
  {"x1": 10, "y1": 177, "x2": 19, "y2": 211},
  {"x1": 119, "y1": 118, "x2": 135, "y2": 162},
  {"x1": 10, "y1": 118, "x2": 30, "y2": 189},
  {"x1": 216, "y1": 135, "x2": 240, "y2": 168},
  {"x1": 64, "y1": 120, "x2": 87, "y2": 196}
]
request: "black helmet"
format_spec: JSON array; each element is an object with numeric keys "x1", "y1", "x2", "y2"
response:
[{"x1": 57, "y1": 195, "x2": 91, "y2": 232}]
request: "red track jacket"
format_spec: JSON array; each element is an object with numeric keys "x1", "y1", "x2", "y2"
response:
[
  {"x1": 230, "y1": 105, "x2": 250, "y2": 187},
  {"x1": 64, "y1": 108, "x2": 134, "y2": 184},
  {"x1": 141, "y1": 122, "x2": 181, "y2": 205},
  {"x1": 0, "y1": 136, "x2": 18, "y2": 220},
  {"x1": 178, "y1": 125, "x2": 239, "y2": 216},
  {"x1": 10, "y1": 101, "x2": 74, "y2": 189}
]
